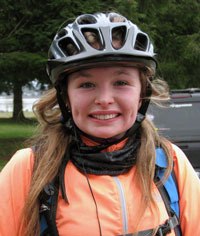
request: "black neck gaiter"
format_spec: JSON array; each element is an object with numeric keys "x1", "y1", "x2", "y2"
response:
[{"x1": 69, "y1": 137, "x2": 140, "y2": 176}]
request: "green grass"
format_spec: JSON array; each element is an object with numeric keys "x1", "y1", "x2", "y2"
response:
[
  {"x1": 0, "y1": 118, "x2": 37, "y2": 170},
  {"x1": 0, "y1": 119, "x2": 36, "y2": 138}
]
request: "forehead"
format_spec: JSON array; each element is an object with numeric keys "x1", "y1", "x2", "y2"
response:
[{"x1": 68, "y1": 66, "x2": 140, "y2": 80}]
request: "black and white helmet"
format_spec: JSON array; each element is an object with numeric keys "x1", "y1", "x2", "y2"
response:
[{"x1": 47, "y1": 12, "x2": 157, "y2": 85}]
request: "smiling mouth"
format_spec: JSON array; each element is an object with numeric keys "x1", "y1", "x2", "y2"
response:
[{"x1": 91, "y1": 114, "x2": 119, "y2": 120}]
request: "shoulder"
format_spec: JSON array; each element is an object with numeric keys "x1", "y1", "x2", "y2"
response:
[
  {"x1": 0, "y1": 148, "x2": 34, "y2": 182},
  {"x1": 171, "y1": 144, "x2": 193, "y2": 172},
  {"x1": 171, "y1": 144, "x2": 187, "y2": 160},
  {"x1": 4, "y1": 148, "x2": 34, "y2": 168},
  {"x1": 0, "y1": 148, "x2": 35, "y2": 205},
  {"x1": 171, "y1": 146, "x2": 200, "y2": 234},
  {"x1": 0, "y1": 148, "x2": 35, "y2": 235},
  {"x1": 171, "y1": 143, "x2": 200, "y2": 193}
]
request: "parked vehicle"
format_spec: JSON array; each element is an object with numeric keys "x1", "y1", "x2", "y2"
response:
[{"x1": 147, "y1": 88, "x2": 200, "y2": 177}]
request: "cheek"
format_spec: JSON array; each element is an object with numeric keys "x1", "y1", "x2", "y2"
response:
[
  {"x1": 125, "y1": 92, "x2": 141, "y2": 111},
  {"x1": 125, "y1": 98, "x2": 141, "y2": 123},
  {"x1": 67, "y1": 91, "x2": 77, "y2": 113},
  {"x1": 69, "y1": 95, "x2": 88, "y2": 118},
  {"x1": 70, "y1": 99, "x2": 80, "y2": 115}
]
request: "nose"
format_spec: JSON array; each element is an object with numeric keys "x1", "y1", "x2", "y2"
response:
[{"x1": 94, "y1": 87, "x2": 114, "y2": 107}]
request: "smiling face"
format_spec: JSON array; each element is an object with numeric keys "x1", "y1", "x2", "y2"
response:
[{"x1": 67, "y1": 66, "x2": 142, "y2": 139}]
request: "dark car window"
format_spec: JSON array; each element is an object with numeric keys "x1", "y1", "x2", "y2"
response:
[
  {"x1": 147, "y1": 90, "x2": 200, "y2": 173},
  {"x1": 147, "y1": 96, "x2": 200, "y2": 142}
]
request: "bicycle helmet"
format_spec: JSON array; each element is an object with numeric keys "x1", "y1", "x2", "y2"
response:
[{"x1": 47, "y1": 12, "x2": 157, "y2": 85}]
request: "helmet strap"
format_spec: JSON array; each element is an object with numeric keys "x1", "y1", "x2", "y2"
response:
[
  {"x1": 55, "y1": 85, "x2": 73, "y2": 132},
  {"x1": 138, "y1": 82, "x2": 152, "y2": 116}
]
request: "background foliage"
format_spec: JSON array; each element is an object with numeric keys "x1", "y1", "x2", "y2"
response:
[{"x1": 0, "y1": 0, "x2": 199, "y2": 119}]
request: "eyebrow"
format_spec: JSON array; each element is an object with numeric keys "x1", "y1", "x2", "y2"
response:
[
  {"x1": 69, "y1": 70, "x2": 92, "y2": 80},
  {"x1": 113, "y1": 68, "x2": 132, "y2": 76}
]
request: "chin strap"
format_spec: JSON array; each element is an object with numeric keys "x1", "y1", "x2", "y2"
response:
[
  {"x1": 55, "y1": 84, "x2": 73, "y2": 132},
  {"x1": 138, "y1": 81, "x2": 152, "y2": 116}
]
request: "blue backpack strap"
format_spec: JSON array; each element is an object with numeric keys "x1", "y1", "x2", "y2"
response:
[
  {"x1": 155, "y1": 148, "x2": 180, "y2": 217},
  {"x1": 155, "y1": 148, "x2": 182, "y2": 236}
]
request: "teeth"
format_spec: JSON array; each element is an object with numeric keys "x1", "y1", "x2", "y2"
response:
[{"x1": 92, "y1": 114, "x2": 118, "y2": 120}]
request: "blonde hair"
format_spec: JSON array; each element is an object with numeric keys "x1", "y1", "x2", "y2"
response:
[{"x1": 19, "y1": 15, "x2": 173, "y2": 235}]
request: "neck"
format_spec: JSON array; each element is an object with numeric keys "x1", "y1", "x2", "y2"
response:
[{"x1": 77, "y1": 126, "x2": 131, "y2": 146}]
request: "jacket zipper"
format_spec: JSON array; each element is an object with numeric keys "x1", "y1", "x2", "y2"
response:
[{"x1": 113, "y1": 177, "x2": 128, "y2": 234}]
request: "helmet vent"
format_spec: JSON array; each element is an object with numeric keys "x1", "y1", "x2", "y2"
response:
[
  {"x1": 82, "y1": 28, "x2": 103, "y2": 50},
  {"x1": 109, "y1": 13, "x2": 126, "y2": 23},
  {"x1": 77, "y1": 14, "x2": 97, "y2": 25},
  {"x1": 134, "y1": 33, "x2": 148, "y2": 51},
  {"x1": 112, "y1": 26, "x2": 126, "y2": 49},
  {"x1": 57, "y1": 29, "x2": 68, "y2": 39},
  {"x1": 58, "y1": 37, "x2": 79, "y2": 56}
]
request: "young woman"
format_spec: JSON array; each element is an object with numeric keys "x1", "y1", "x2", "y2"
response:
[{"x1": 0, "y1": 12, "x2": 200, "y2": 236}]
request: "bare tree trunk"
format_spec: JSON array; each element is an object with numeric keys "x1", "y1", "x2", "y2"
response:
[{"x1": 12, "y1": 82, "x2": 25, "y2": 120}]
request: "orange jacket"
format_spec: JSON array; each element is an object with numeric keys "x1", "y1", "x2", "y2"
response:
[{"x1": 0, "y1": 143, "x2": 200, "y2": 236}]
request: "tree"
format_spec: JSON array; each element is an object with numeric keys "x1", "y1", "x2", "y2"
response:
[
  {"x1": 0, "y1": 0, "x2": 50, "y2": 120},
  {"x1": 0, "y1": 52, "x2": 47, "y2": 119},
  {"x1": 136, "y1": 0, "x2": 200, "y2": 88}
]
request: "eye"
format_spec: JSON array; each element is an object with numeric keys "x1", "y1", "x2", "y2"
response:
[
  {"x1": 79, "y1": 82, "x2": 95, "y2": 88},
  {"x1": 114, "y1": 80, "x2": 129, "y2": 86}
]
